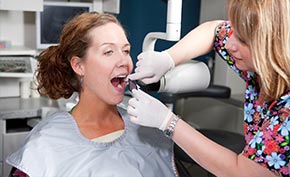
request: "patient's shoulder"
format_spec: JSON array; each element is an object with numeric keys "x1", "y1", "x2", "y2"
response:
[{"x1": 23, "y1": 110, "x2": 77, "y2": 145}]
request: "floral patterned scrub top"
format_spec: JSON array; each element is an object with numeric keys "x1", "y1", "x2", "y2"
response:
[{"x1": 214, "y1": 21, "x2": 290, "y2": 177}]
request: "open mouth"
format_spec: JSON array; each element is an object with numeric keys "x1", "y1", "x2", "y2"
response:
[{"x1": 111, "y1": 76, "x2": 127, "y2": 89}]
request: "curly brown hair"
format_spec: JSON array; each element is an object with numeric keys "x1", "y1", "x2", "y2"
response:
[{"x1": 36, "y1": 12, "x2": 122, "y2": 99}]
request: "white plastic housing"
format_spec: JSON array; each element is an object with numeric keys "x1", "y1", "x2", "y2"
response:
[{"x1": 159, "y1": 60, "x2": 210, "y2": 93}]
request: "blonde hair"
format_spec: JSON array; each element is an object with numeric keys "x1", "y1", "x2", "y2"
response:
[{"x1": 228, "y1": 0, "x2": 290, "y2": 102}]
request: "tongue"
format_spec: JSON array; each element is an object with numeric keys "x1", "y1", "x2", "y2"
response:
[{"x1": 111, "y1": 78, "x2": 121, "y2": 87}]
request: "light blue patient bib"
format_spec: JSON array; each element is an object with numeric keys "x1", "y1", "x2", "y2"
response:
[{"x1": 6, "y1": 107, "x2": 177, "y2": 177}]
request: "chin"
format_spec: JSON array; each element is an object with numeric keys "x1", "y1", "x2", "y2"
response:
[
  {"x1": 111, "y1": 95, "x2": 124, "y2": 105},
  {"x1": 235, "y1": 63, "x2": 246, "y2": 71}
]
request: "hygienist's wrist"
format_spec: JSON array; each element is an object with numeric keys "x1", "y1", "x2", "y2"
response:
[
  {"x1": 165, "y1": 114, "x2": 177, "y2": 129},
  {"x1": 163, "y1": 114, "x2": 180, "y2": 138},
  {"x1": 159, "y1": 111, "x2": 174, "y2": 131},
  {"x1": 162, "y1": 50, "x2": 175, "y2": 69}
]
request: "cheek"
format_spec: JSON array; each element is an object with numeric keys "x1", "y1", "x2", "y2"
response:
[
  {"x1": 85, "y1": 60, "x2": 110, "y2": 81},
  {"x1": 242, "y1": 48, "x2": 252, "y2": 62},
  {"x1": 241, "y1": 48, "x2": 255, "y2": 70},
  {"x1": 225, "y1": 38, "x2": 239, "y2": 53},
  {"x1": 128, "y1": 59, "x2": 134, "y2": 73}
]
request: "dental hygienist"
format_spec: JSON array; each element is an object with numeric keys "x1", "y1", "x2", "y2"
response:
[{"x1": 127, "y1": 0, "x2": 290, "y2": 176}]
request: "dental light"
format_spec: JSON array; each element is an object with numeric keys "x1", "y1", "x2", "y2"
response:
[{"x1": 141, "y1": 0, "x2": 210, "y2": 94}]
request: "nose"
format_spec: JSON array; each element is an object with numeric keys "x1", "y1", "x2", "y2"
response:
[
  {"x1": 225, "y1": 30, "x2": 237, "y2": 53},
  {"x1": 225, "y1": 37, "x2": 237, "y2": 53},
  {"x1": 116, "y1": 51, "x2": 132, "y2": 68}
]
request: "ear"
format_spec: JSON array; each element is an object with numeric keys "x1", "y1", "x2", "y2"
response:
[{"x1": 70, "y1": 56, "x2": 84, "y2": 76}]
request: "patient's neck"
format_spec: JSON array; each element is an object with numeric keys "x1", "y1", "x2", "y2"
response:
[{"x1": 71, "y1": 101, "x2": 124, "y2": 139}]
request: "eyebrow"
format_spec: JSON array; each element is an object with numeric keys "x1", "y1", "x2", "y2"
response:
[{"x1": 100, "y1": 43, "x2": 131, "y2": 48}]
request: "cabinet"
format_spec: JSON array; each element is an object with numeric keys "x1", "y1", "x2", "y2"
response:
[
  {"x1": 0, "y1": 0, "x2": 43, "y2": 11},
  {"x1": 0, "y1": 97, "x2": 59, "y2": 177}
]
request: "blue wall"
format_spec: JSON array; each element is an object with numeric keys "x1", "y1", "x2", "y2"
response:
[{"x1": 117, "y1": 0, "x2": 201, "y2": 66}]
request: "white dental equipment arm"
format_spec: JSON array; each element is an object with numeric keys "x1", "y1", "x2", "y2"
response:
[
  {"x1": 142, "y1": 0, "x2": 182, "y2": 51},
  {"x1": 141, "y1": 0, "x2": 210, "y2": 94}
]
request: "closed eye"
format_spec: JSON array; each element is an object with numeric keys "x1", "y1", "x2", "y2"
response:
[{"x1": 237, "y1": 36, "x2": 246, "y2": 44}]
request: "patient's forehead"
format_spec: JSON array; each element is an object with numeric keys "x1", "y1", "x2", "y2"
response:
[{"x1": 89, "y1": 23, "x2": 129, "y2": 48}]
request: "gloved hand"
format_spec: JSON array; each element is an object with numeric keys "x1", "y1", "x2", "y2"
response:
[
  {"x1": 127, "y1": 88, "x2": 173, "y2": 131},
  {"x1": 128, "y1": 50, "x2": 175, "y2": 84}
]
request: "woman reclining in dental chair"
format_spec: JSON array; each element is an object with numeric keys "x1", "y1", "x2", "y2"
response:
[{"x1": 6, "y1": 12, "x2": 178, "y2": 177}]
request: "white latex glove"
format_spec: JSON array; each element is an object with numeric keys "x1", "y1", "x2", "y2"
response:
[
  {"x1": 127, "y1": 88, "x2": 173, "y2": 131},
  {"x1": 128, "y1": 50, "x2": 175, "y2": 84}
]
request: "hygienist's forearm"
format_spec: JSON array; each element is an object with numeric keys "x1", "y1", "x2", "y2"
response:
[
  {"x1": 171, "y1": 118, "x2": 277, "y2": 177},
  {"x1": 167, "y1": 20, "x2": 223, "y2": 65}
]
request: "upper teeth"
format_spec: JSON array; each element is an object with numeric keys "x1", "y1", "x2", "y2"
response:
[{"x1": 116, "y1": 75, "x2": 126, "y2": 78}]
